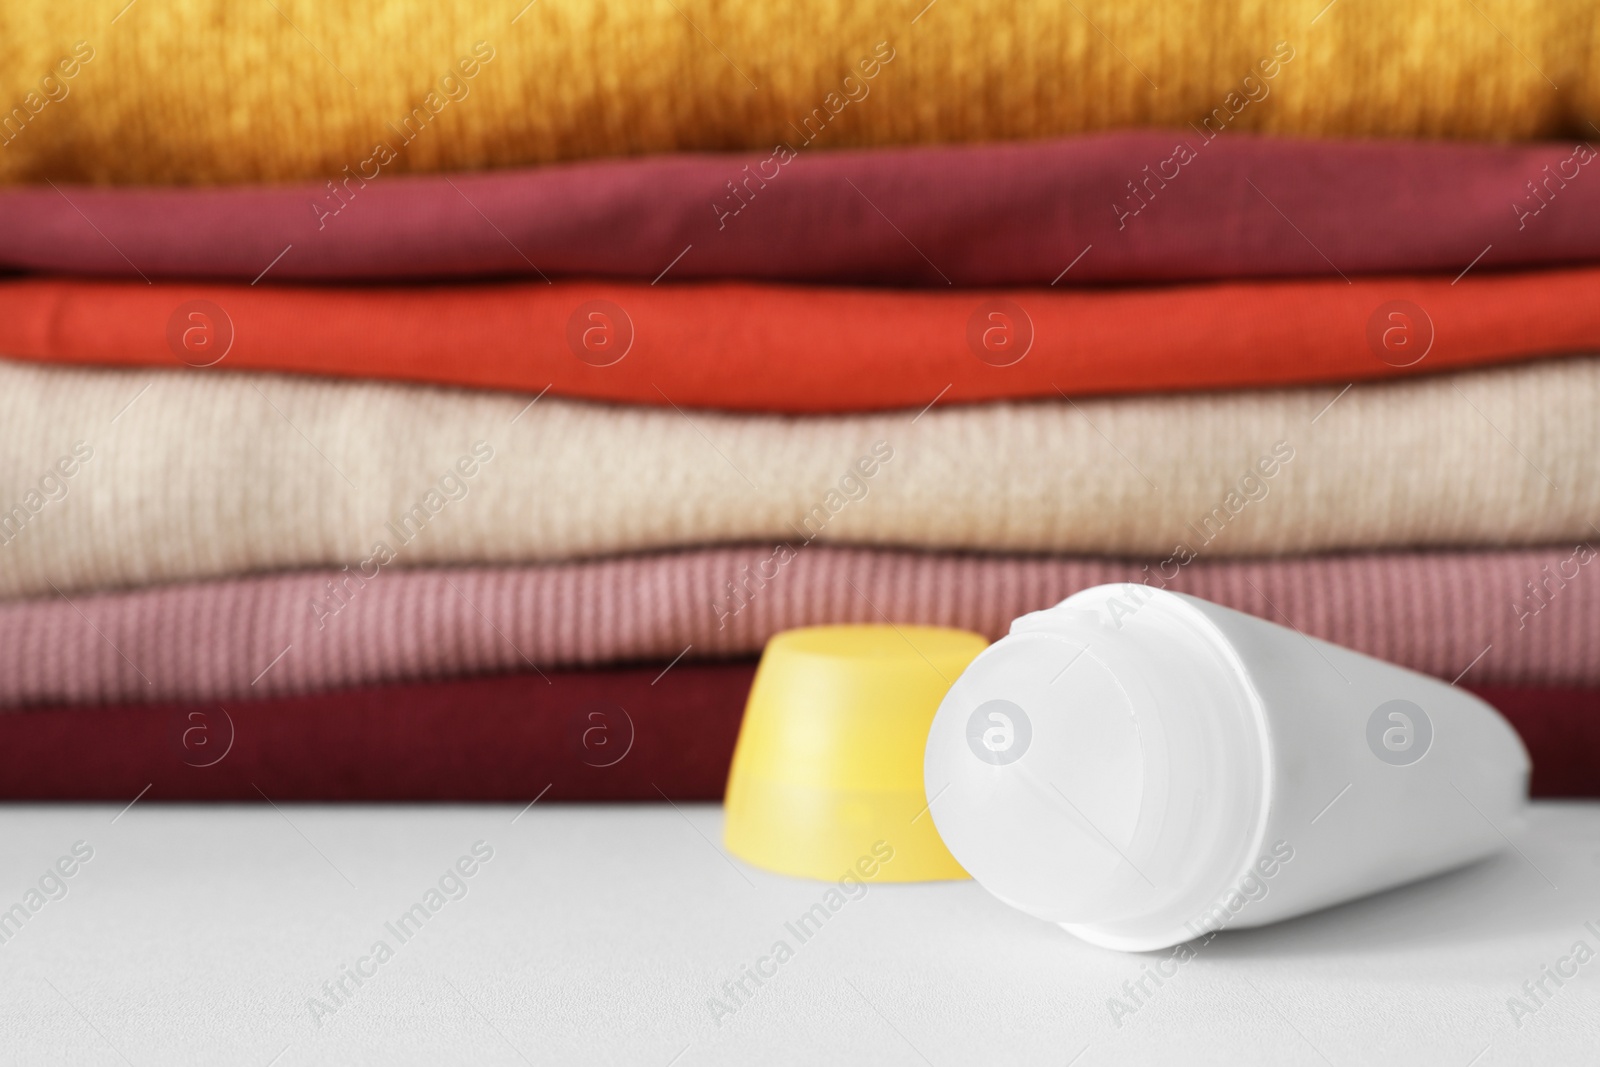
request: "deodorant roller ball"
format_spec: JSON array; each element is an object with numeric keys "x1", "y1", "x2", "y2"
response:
[{"x1": 924, "y1": 584, "x2": 1529, "y2": 951}]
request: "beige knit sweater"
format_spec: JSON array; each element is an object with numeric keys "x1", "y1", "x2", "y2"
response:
[{"x1": 0, "y1": 357, "x2": 1595, "y2": 599}]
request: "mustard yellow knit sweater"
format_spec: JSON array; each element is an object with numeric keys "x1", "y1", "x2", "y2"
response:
[{"x1": 2, "y1": 0, "x2": 1596, "y2": 185}]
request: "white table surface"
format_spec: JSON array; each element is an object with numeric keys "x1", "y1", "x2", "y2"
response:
[{"x1": 1, "y1": 801, "x2": 1597, "y2": 1066}]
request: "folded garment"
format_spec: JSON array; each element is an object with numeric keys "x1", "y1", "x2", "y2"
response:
[
  {"x1": 2, "y1": 2, "x2": 1595, "y2": 185},
  {"x1": 0, "y1": 663, "x2": 755, "y2": 801},
  {"x1": 7, "y1": 134, "x2": 1600, "y2": 285},
  {"x1": 3, "y1": 357, "x2": 1598, "y2": 599},
  {"x1": 3, "y1": 545, "x2": 1596, "y2": 706},
  {"x1": 5, "y1": 269, "x2": 1599, "y2": 411},
  {"x1": 0, "y1": 669, "x2": 1592, "y2": 799},
  {"x1": 1495, "y1": 687, "x2": 1600, "y2": 798}
]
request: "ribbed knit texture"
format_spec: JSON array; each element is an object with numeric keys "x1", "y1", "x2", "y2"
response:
[
  {"x1": 2, "y1": 545, "x2": 1594, "y2": 706},
  {"x1": 3, "y1": 357, "x2": 1600, "y2": 598},
  {"x1": 2, "y1": 2, "x2": 1597, "y2": 184}
]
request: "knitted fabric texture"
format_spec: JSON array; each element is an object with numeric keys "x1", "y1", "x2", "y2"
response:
[
  {"x1": 1, "y1": 2, "x2": 1597, "y2": 184},
  {"x1": 1, "y1": 545, "x2": 1592, "y2": 706},
  {"x1": 3, "y1": 672, "x2": 1596, "y2": 800},
  {"x1": 5, "y1": 268, "x2": 1600, "y2": 411},
  {"x1": 8, "y1": 134, "x2": 1600, "y2": 284},
  {"x1": 0, "y1": 664, "x2": 755, "y2": 802},
  {"x1": 3, "y1": 357, "x2": 1598, "y2": 599}
]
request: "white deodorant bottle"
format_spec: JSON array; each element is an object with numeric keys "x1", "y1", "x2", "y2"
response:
[{"x1": 924, "y1": 584, "x2": 1530, "y2": 951}]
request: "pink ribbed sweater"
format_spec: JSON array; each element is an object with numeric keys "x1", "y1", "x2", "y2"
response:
[{"x1": 3, "y1": 544, "x2": 1592, "y2": 706}]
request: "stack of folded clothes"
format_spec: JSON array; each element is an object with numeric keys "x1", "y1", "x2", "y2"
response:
[{"x1": 3, "y1": 0, "x2": 1599, "y2": 800}]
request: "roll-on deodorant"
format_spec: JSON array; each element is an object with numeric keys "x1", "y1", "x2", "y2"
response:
[{"x1": 924, "y1": 584, "x2": 1530, "y2": 951}]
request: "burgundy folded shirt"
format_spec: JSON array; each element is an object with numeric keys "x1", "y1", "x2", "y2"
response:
[
  {"x1": 5, "y1": 132, "x2": 1597, "y2": 286},
  {"x1": 0, "y1": 663, "x2": 756, "y2": 802},
  {"x1": 0, "y1": 668, "x2": 1591, "y2": 800}
]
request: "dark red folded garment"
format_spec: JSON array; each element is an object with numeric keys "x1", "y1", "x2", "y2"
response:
[
  {"x1": 0, "y1": 663, "x2": 757, "y2": 803},
  {"x1": 5, "y1": 132, "x2": 1598, "y2": 287},
  {"x1": 1487, "y1": 686, "x2": 1600, "y2": 800},
  {"x1": 0, "y1": 668, "x2": 1594, "y2": 801}
]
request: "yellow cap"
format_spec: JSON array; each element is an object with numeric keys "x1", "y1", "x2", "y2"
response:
[{"x1": 723, "y1": 624, "x2": 987, "y2": 882}]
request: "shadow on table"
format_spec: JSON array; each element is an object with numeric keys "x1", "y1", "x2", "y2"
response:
[{"x1": 1194, "y1": 843, "x2": 1591, "y2": 961}]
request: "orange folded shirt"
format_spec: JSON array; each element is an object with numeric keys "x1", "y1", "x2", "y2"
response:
[{"x1": 0, "y1": 270, "x2": 1593, "y2": 411}]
